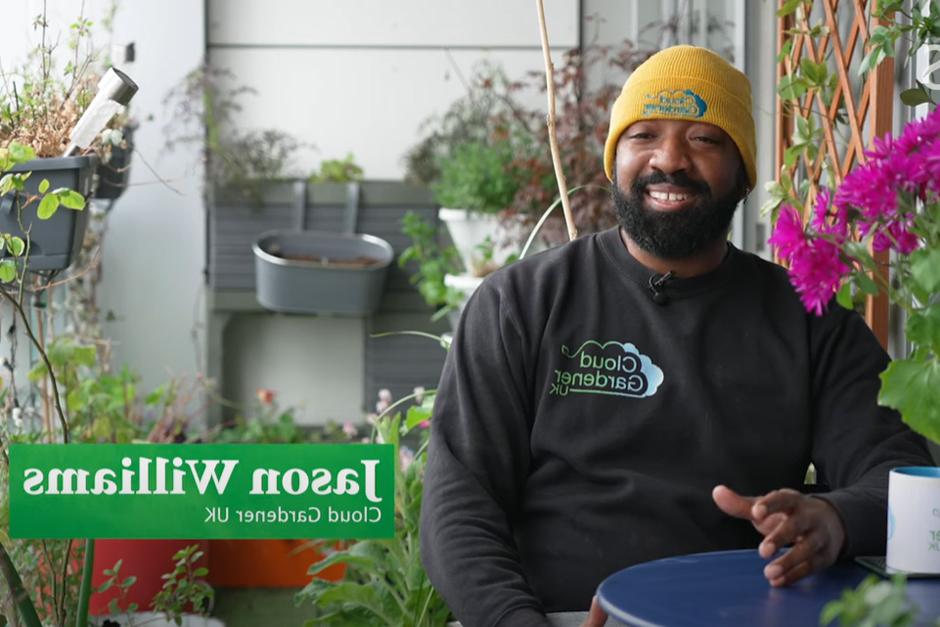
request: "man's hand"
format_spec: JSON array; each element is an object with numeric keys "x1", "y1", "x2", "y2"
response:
[
  {"x1": 712, "y1": 485, "x2": 846, "y2": 587},
  {"x1": 578, "y1": 595, "x2": 607, "y2": 627}
]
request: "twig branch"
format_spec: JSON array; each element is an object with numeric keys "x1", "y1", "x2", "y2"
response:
[{"x1": 536, "y1": 0, "x2": 578, "y2": 241}]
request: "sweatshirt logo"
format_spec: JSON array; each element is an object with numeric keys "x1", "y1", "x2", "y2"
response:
[
  {"x1": 549, "y1": 340, "x2": 664, "y2": 399},
  {"x1": 643, "y1": 89, "x2": 708, "y2": 118}
]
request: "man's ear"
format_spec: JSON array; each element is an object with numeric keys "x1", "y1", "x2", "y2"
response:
[{"x1": 737, "y1": 164, "x2": 751, "y2": 203}]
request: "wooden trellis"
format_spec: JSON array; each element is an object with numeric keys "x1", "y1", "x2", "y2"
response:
[{"x1": 775, "y1": 0, "x2": 893, "y2": 347}]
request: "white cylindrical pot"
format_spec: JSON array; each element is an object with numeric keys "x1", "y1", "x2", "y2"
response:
[
  {"x1": 885, "y1": 466, "x2": 940, "y2": 574},
  {"x1": 438, "y1": 208, "x2": 517, "y2": 275}
]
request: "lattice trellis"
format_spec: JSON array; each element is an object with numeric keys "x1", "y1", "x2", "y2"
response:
[{"x1": 775, "y1": 0, "x2": 894, "y2": 346}]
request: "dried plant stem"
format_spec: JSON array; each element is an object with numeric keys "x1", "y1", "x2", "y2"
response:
[{"x1": 535, "y1": 0, "x2": 577, "y2": 242}]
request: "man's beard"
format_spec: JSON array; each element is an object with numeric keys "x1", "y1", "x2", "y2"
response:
[{"x1": 612, "y1": 171, "x2": 742, "y2": 260}]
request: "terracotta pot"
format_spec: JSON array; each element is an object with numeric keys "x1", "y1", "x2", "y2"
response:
[
  {"x1": 207, "y1": 539, "x2": 345, "y2": 588},
  {"x1": 90, "y1": 539, "x2": 209, "y2": 615}
]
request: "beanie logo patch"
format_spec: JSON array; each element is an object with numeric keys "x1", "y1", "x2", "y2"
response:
[{"x1": 642, "y1": 89, "x2": 707, "y2": 119}]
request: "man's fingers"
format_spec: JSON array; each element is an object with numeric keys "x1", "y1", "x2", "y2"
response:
[
  {"x1": 758, "y1": 511, "x2": 813, "y2": 558},
  {"x1": 711, "y1": 485, "x2": 755, "y2": 520},
  {"x1": 763, "y1": 529, "x2": 829, "y2": 586},
  {"x1": 751, "y1": 488, "x2": 803, "y2": 522},
  {"x1": 579, "y1": 595, "x2": 608, "y2": 627}
]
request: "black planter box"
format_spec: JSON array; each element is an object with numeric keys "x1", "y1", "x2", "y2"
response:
[
  {"x1": 2, "y1": 155, "x2": 97, "y2": 271},
  {"x1": 94, "y1": 125, "x2": 134, "y2": 200}
]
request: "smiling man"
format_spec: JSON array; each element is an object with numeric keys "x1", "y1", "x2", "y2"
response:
[{"x1": 420, "y1": 46, "x2": 933, "y2": 627}]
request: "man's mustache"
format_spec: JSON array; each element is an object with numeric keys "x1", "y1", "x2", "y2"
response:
[{"x1": 632, "y1": 172, "x2": 710, "y2": 196}]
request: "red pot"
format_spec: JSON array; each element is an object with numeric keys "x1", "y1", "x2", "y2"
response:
[{"x1": 207, "y1": 539, "x2": 345, "y2": 588}]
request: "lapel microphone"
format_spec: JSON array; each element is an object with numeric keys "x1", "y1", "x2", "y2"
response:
[{"x1": 648, "y1": 271, "x2": 674, "y2": 305}]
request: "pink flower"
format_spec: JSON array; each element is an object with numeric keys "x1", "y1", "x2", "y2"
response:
[
  {"x1": 787, "y1": 237, "x2": 850, "y2": 316},
  {"x1": 419, "y1": 420, "x2": 431, "y2": 429},
  {"x1": 413, "y1": 386, "x2": 426, "y2": 405},
  {"x1": 256, "y1": 388, "x2": 276, "y2": 405},
  {"x1": 376, "y1": 388, "x2": 393, "y2": 414},
  {"x1": 768, "y1": 204, "x2": 807, "y2": 262},
  {"x1": 342, "y1": 421, "x2": 358, "y2": 438}
]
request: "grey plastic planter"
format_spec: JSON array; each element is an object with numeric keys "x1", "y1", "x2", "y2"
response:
[
  {"x1": 253, "y1": 229, "x2": 394, "y2": 315},
  {"x1": 94, "y1": 125, "x2": 134, "y2": 200},
  {"x1": 1, "y1": 155, "x2": 96, "y2": 271}
]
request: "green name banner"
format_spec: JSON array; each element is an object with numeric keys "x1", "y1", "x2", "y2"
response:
[{"x1": 10, "y1": 444, "x2": 394, "y2": 539}]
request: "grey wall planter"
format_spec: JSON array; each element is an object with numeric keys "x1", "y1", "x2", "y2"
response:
[
  {"x1": 253, "y1": 229, "x2": 394, "y2": 315},
  {"x1": 1, "y1": 155, "x2": 96, "y2": 271}
]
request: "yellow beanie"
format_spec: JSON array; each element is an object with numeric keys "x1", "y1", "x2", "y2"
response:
[{"x1": 603, "y1": 45, "x2": 756, "y2": 189}]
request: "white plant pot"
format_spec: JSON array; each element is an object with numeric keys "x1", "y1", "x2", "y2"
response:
[
  {"x1": 438, "y1": 207, "x2": 518, "y2": 275},
  {"x1": 886, "y1": 466, "x2": 940, "y2": 574}
]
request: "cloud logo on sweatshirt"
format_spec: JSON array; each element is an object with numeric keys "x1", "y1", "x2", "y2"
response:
[{"x1": 549, "y1": 340, "x2": 664, "y2": 399}]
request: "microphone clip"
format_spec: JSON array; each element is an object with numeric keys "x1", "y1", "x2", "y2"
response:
[{"x1": 648, "y1": 271, "x2": 674, "y2": 305}]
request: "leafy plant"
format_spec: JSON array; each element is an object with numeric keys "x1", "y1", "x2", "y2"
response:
[
  {"x1": 819, "y1": 574, "x2": 918, "y2": 626},
  {"x1": 162, "y1": 65, "x2": 306, "y2": 203},
  {"x1": 96, "y1": 558, "x2": 139, "y2": 619},
  {"x1": 433, "y1": 139, "x2": 521, "y2": 215},
  {"x1": 297, "y1": 348, "x2": 451, "y2": 626},
  {"x1": 309, "y1": 153, "x2": 365, "y2": 183},
  {"x1": 151, "y1": 545, "x2": 213, "y2": 626},
  {"x1": 398, "y1": 211, "x2": 464, "y2": 319}
]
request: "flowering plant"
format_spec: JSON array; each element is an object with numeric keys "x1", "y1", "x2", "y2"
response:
[{"x1": 770, "y1": 106, "x2": 940, "y2": 445}]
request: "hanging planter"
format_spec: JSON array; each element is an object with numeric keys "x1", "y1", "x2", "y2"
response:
[
  {"x1": 93, "y1": 124, "x2": 135, "y2": 201},
  {"x1": 0, "y1": 155, "x2": 96, "y2": 271},
  {"x1": 253, "y1": 229, "x2": 394, "y2": 315}
]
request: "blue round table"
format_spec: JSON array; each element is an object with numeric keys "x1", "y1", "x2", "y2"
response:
[{"x1": 597, "y1": 549, "x2": 940, "y2": 626}]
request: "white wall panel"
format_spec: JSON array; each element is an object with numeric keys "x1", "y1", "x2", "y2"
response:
[
  {"x1": 209, "y1": 47, "x2": 551, "y2": 179},
  {"x1": 208, "y1": 0, "x2": 578, "y2": 48}
]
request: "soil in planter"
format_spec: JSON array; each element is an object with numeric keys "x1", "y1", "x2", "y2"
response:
[{"x1": 277, "y1": 253, "x2": 384, "y2": 268}]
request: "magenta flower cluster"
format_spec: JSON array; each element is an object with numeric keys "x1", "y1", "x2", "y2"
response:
[{"x1": 770, "y1": 106, "x2": 940, "y2": 315}]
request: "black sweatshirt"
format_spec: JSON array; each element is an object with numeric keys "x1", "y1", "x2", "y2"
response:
[{"x1": 420, "y1": 227, "x2": 932, "y2": 627}]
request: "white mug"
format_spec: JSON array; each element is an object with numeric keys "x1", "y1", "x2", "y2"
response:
[{"x1": 885, "y1": 466, "x2": 940, "y2": 574}]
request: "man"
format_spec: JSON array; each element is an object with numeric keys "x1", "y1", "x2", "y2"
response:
[{"x1": 420, "y1": 45, "x2": 933, "y2": 627}]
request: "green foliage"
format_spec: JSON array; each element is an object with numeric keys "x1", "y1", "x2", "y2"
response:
[
  {"x1": 96, "y1": 559, "x2": 140, "y2": 617},
  {"x1": 151, "y1": 545, "x2": 213, "y2": 626},
  {"x1": 879, "y1": 355, "x2": 940, "y2": 443},
  {"x1": 432, "y1": 139, "x2": 520, "y2": 215},
  {"x1": 298, "y1": 374, "x2": 450, "y2": 626},
  {"x1": 310, "y1": 153, "x2": 365, "y2": 183},
  {"x1": 398, "y1": 211, "x2": 464, "y2": 318},
  {"x1": 820, "y1": 575, "x2": 917, "y2": 626}
]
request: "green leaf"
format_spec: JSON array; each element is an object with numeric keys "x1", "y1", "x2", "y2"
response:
[
  {"x1": 910, "y1": 248, "x2": 940, "y2": 293},
  {"x1": 0, "y1": 174, "x2": 14, "y2": 196},
  {"x1": 38, "y1": 178, "x2": 49, "y2": 194},
  {"x1": 906, "y1": 305, "x2": 940, "y2": 352},
  {"x1": 404, "y1": 404, "x2": 432, "y2": 432},
  {"x1": 855, "y1": 271, "x2": 880, "y2": 296},
  {"x1": 8, "y1": 143, "x2": 35, "y2": 164},
  {"x1": 879, "y1": 357, "x2": 940, "y2": 443},
  {"x1": 784, "y1": 144, "x2": 804, "y2": 168},
  {"x1": 59, "y1": 189, "x2": 86, "y2": 210},
  {"x1": 6, "y1": 236, "x2": 25, "y2": 257},
  {"x1": 900, "y1": 86, "x2": 932, "y2": 106},
  {"x1": 777, "y1": 74, "x2": 808, "y2": 100},
  {"x1": 835, "y1": 282, "x2": 854, "y2": 310},
  {"x1": 0, "y1": 259, "x2": 16, "y2": 283},
  {"x1": 777, "y1": 0, "x2": 803, "y2": 16},
  {"x1": 37, "y1": 194, "x2": 60, "y2": 219}
]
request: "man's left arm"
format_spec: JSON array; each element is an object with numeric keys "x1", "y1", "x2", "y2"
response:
[
  {"x1": 806, "y1": 308, "x2": 933, "y2": 557},
  {"x1": 714, "y1": 308, "x2": 933, "y2": 586}
]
